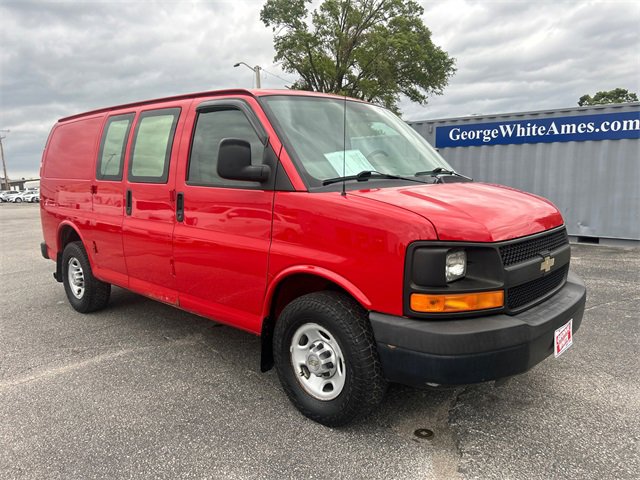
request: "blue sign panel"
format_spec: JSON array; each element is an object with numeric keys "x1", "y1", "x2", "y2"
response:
[{"x1": 435, "y1": 111, "x2": 640, "y2": 148}]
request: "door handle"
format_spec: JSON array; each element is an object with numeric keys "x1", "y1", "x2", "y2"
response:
[
  {"x1": 176, "y1": 192, "x2": 184, "y2": 222},
  {"x1": 126, "y1": 189, "x2": 132, "y2": 216}
]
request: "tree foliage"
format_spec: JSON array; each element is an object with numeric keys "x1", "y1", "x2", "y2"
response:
[
  {"x1": 578, "y1": 88, "x2": 638, "y2": 106},
  {"x1": 260, "y1": 0, "x2": 455, "y2": 112}
]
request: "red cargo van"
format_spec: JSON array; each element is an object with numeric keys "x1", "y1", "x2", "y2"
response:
[{"x1": 40, "y1": 89, "x2": 586, "y2": 426}]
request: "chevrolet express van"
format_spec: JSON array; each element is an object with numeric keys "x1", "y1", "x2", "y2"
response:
[{"x1": 40, "y1": 89, "x2": 586, "y2": 426}]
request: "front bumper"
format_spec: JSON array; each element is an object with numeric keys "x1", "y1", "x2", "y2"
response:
[{"x1": 370, "y1": 271, "x2": 586, "y2": 386}]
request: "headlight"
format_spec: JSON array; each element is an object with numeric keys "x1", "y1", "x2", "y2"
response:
[{"x1": 445, "y1": 249, "x2": 466, "y2": 282}]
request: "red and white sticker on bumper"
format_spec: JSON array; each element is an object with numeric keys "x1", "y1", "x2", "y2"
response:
[{"x1": 554, "y1": 319, "x2": 573, "y2": 358}]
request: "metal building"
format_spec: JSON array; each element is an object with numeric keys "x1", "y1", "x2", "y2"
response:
[{"x1": 408, "y1": 102, "x2": 640, "y2": 246}]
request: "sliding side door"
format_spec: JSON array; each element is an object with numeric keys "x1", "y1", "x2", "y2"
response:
[{"x1": 122, "y1": 104, "x2": 186, "y2": 304}]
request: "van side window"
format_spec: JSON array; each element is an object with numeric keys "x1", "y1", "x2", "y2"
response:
[
  {"x1": 128, "y1": 108, "x2": 180, "y2": 183},
  {"x1": 187, "y1": 109, "x2": 264, "y2": 188},
  {"x1": 96, "y1": 113, "x2": 134, "y2": 180}
]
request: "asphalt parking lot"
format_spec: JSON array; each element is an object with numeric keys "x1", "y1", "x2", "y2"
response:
[{"x1": 1, "y1": 203, "x2": 638, "y2": 479}]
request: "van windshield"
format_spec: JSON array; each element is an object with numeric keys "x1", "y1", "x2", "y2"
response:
[{"x1": 261, "y1": 95, "x2": 453, "y2": 188}]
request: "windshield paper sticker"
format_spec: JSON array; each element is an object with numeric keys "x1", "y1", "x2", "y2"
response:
[
  {"x1": 324, "y1": 150, "x2": 375, "y2": 176},
  {"x1": 434, "y1": 111, "x2": 640, "y2": 148}
]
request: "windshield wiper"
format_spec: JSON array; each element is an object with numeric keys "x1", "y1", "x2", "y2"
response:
[
  {"x1": 415, "y1": 167, "x2": 472, "y2": 180},
  {"x1": 322, "y1": 170, "x2": 428, "y2": 186}
]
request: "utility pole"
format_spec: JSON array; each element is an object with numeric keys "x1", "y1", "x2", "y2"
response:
[
  {"x1": 0, "y1": 130, "x2": 9, "y2": 191},
  {"x1": 233, "y1": 62, "x2": 261, "y2": 88}
]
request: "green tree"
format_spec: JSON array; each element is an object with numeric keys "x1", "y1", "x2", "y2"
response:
[
  {"x1": 260, "y1": 0, "x2": 455, "y2": 113},
  {"x1": 578, "y1": 88, "x2": 639, "y2": 106}
]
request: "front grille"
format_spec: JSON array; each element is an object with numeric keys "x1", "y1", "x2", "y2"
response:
[
  {"x1": 506, "y1": 264, "x2": 569, "y2": 310},
  {"x1": 499, "y1": 228, "x2": 568, "y2": 266}
]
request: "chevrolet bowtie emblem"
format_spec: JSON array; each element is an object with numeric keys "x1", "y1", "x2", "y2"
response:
[{"x1": 540, "y1": 256, "x2": 555, "y2": 273}]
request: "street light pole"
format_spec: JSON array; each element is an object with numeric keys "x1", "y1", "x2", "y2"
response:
[
  {"x1": 233, "y1": 62, "x2": 261, "y2": 88},
  {"x1": 0, "y1": 130, "x2": 10, "y2": 191},
  {"x1": 254, "y1": 65, "x2": 261, "y2": 89}
]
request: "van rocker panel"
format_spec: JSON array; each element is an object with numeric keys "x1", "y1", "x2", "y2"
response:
[{"x1": 370, "y1": 271, "x2": 586, "y2": 386}]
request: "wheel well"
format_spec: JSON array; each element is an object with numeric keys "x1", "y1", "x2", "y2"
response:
[
  {"x1": 58, "y1": 225, "x2": 81, "y2": 252},
  {"x1": 260, "y1": 273, "x2": 355, "y2": 372},
  {"x1": 54, "y1": 225, "x2": 81, "y2": 282}
]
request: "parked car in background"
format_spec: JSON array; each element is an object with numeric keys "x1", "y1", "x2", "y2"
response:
[
  {"x1": 0, "y1": 190, "x2": 21, "y2": 202},
  {"x1": 22, "y1": 191, "x2": 40, "y2": 203},
  {"x1": 7, "y1": 189, "x2": 39, "y2": 203},
  {"x1": 11, "y1": 192, "x2": 27, "y2": 203},
  {"x1": 9, "y1": 191, "x2": 28, "y2": 203}
]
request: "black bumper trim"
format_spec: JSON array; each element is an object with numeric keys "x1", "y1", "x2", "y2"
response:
[
  {"x1": 40, "y1": 242, "x2": 49, "y2": 259},
  {"x1": 370, "y1": 271, "x2": 586, "y2": 386}
]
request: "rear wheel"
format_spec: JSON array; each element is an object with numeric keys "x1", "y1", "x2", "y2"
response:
[
  {"x1": 273, "y1": 291, "x2": 387, "y2": 427},
  {"x1": 15, "y1": 197, "x2": 22, "y2": 203},
  {"x1": 62, "y1": 241, "x2": 111, "y2": 313}
]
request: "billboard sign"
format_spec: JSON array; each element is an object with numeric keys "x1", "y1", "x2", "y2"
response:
[{"x1": 435, "y1": 111, "x2": 640, "y2": 148}]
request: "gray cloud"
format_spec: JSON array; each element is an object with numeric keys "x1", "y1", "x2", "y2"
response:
[
  {"x1": 407, "y1": 0, "x2": 640, "y2": 119},
  {"x1": 1, "y1": 0, "x2": 639, "y2": 177}
]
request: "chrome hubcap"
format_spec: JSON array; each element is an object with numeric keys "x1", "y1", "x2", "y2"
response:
[
  {"x1": 67, "y1": 257, "x2": 85, "y2": 299},
  {"x1": 290, "y1": 323, "x2": 346, "y2": 401}
]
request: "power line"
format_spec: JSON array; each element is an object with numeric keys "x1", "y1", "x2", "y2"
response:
[{"x1": 261, "y1": 68, "x2": 295, "y2": 85}]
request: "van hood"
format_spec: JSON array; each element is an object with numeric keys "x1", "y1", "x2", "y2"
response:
[{"x1": 350, "y1": 182, "x2": 564, "y2": 242}]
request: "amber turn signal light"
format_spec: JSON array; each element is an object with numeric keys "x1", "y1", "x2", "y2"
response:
[{"x1": 410, "y1": 291, "x2": 504, "y2": 313}]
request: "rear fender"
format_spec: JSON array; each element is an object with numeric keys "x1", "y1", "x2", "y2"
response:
[{"x1": 54, "y1": 221, "x2": 92, "y2": 281}]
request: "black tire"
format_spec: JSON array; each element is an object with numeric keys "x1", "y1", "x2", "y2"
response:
[
  {"x1": 15, "y1": 197, "x2": 22, "y2": 203},
  {"x1": 273, "y1": 291, "x2": 387, "y2": 427},
  {"x1": 62, "y1": 241, "x2": 111, "y2": 313}
]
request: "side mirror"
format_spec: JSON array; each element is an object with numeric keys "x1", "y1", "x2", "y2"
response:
[{"x1": 217, "y1": 138, "x2": 270, "y2": 183}]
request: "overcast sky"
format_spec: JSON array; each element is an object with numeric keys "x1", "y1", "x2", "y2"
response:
[{"x1": 1, "y1": 0, "x2": 639, "y2": 178}]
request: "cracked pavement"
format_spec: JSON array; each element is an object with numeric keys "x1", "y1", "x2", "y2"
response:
[{"x1": 1, "y1": 204, "x2": 638, "y2": 479}]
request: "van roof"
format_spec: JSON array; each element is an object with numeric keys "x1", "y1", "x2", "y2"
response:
[{"x1": 58, "y1": 88, "x2": 352, "y2": 123}]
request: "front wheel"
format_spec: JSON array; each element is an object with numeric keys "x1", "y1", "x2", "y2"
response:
[
  {"x1": 273, "y1": 291, "x2": 387, "y2": 427},
  {"x1": 62, "y1": 241, "x2": 111, "y2": 313}
]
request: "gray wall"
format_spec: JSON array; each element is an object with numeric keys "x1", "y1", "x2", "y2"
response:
[{"x1": 409, "y1": 103, "x2": 640, "y2": 242}]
